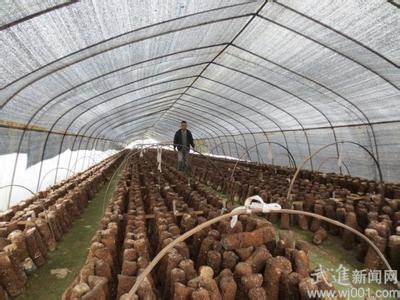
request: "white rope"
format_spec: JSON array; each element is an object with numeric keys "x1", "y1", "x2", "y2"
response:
[
  {"x1": 230, "y1": 195, "x2": 281, "y2": 228},
  {"x1": 157, "y1": 146, "x2": 162, "y2": 172}
]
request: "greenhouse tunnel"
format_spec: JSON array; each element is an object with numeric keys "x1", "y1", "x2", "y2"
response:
[{"x1": 0, "y1": 0, "x2": 400, "y2": 299}]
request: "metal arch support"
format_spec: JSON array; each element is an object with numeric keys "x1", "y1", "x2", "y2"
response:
[
  {"x1": 343, "y1": 141, "x2": 383, "y2": 183},
  {"x1": 23, "y1": 49, "x2": 298, "y2": 173},
  {"x1": 18, "y1": 0, "x2": 394, "y2": 117},
  {"x1": 18, "y1": 79, "x2": 195, "y2": 194},
  {"x1": 92, "y1": 99, "x2": 259, "y2": 163},
  {"x1": 287, "y1": 140, "x2": 384, "y2": 202},
  {"x1": 93, "y1": 107, "x2": 172, "y2": 137},
  {"x1": 72, "y1": 140, "x2": 101, "y2": 175},
  {"x1": 274, "y1": 2, "x2": 398, "y2": 68},
  {"x1": 70, "y1": 95, "x2": 182, "y2": 156},
  {"x1": 187, "y1": 85, "x2": 293, "y2": 160},
  {"x1": 144, "y1": 0, "x2": 268, "y2": 147},
  {"x1": 86, "y1": 141, "x2": 112, "y2": 169},
  {"x1": 1, "y1": 184, "x2": 35, "y2": 211},
  {"x1": 256, "y1": 15, "x2": 399, "y2": 91},
  {"x1": 76, "y1": 81, "x2": 293, "y2": 170},
  {"x1": 199, "y1": 75, "x2": 312, "y2": 171},
  {"x1": 155, "y1": 108, "x2": 242, "y2": 158},
  {"x1": 193, "y1": 78, "x2": 314, "y2": 170},
  {"x1": 1, "y1": 31, "x2": 225, "y2": 107},
  {"x1": 53, "y1": 90, "x2": 187, "y2": 182},
  {"x1": 82, "y1": 138, "x2": 101, "y2": 171},
  {"x1": 166, "y1": 98, "x2": 259, "y2": 162},
  {"x1": 77, "y1": 139, "x2": 98, "y2": 176},
  {"x1": 178, "y1": 95, "x2": 269, "y2": 161},
  {"x1": 4, "y1": 2, "x2": 390, "y2": 197},
  {"x1": 44, "y1": 60, "x2": 209, "y2": 111},
  {"x1": 17, "y1": 55, "x2": 220, "y2": 155},
  {"x1": 2, "y1": 1, "x2": 257, "y2": 104},
  {"x1": 23, "y1": 56, "x2": 218, "y2": 156},
  {"x1": 91, "y1": 101, "x2": 242, "y2": 148},
  {"x1": 208, "y1": 140, "x2": 297, "y2": 170},
  {"x1": 85, "y1": 98, "x2": 179, "y2": 136},
  {"x1": 135, "y1": 109, "x2": 239, "y2": 158},
  {"x1": 101, "y1": 114, "x2": 238, "y2": 155},
  {"x1": 22, "y1": 50, "x2": 327, "y2": 194},
  {"x1": 110, "y1": 105, "x2": 242, "y2": 158},
  {"x1": 260, "y1": 9, "x2": 400, "y2": 171},
  {"x1": 270, "y1": 153, "x2": 296, "y2": 166},
  {"x1": 257, "y1": 141, "x2": 297, "y2": 169},
  {"x1": 316, "y1": 156, "x2": 352, "y2": 176},
  {"x1": 232, "y1": 44, "x2": 379, "y2": 165},
  {"x1": 49, "y1": 80, "x2": 188, "y2": 151},
  {"x1": 99, "y1": 100, "x2": 255, "y2": 162},
  {"x1": 75, "y1": 88, "x2": 283, "y2": 167},
  {"x1": 183, "y1": 90, "x2": 292, "y2": 161},
  {"x1": 7, "y1": 0, "x2": 392, "y2": 203},
  {"x1": 33, "y1": 78, "x2": 193, "y2": 192},
  {"x1": 119, "y1": 118, "x2": 232, "y2": 158},
  {"x1": 1, "y1": 184, "x2": 36, "y2": 195},
  {"x1": 0, "y1": 184, "x2": 36, "y2": 209},
  {"x1": 85, "y1": 95, "x2": 256, "y2": 151},
  {"x1": 211, "y1": 61, "x2": 343, "y2": 173},
  {"x1": 72, "y1": 156, "x2": 97, "y2": 174},
  {"x1": 227, "y1": 140, "x2": 298, "y2": 181},
  {"x1": 39, "y1": 167, "x2": 75, "y2": 191},
  {"x1": 208, "y1": 141, "x2": 250, "y2": 160},
  {"x1": 139, "y1": 112, "x2": 234, "y2": 157},
  {"x1": 37, "y1": 61, "x2": 208, "y2": 121}
]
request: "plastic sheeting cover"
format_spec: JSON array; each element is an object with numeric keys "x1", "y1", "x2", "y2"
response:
[{"x1": 0, "y1": 0, "x2": 399, "y2": 183}]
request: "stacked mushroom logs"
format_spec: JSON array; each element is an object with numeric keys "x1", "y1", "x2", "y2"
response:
[
  {"x1": 161, "y1": 150, "x2": 400, "y2": 275},
  {"x1": 62, "y1": 165, "x2": 126, "y2": 300},
  {"x1": 0, "y1": 152, "x2": 125, "y2": 298},
  {"x1": 117, "y1": 167, "x2": 155, "y2": 300},
  {"x1": 63, "y1": 152, "x2": 356, "y2": 299},
  {"x1": 132, "y1": 152, "x2": 350, "y2": 299}
]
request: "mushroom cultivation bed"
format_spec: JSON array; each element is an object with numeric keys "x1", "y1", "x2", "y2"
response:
[
  {"x1": 61, "y1": 149, "x2": 400, "y2": 299},
  {"x1": 0, "y1": 151, "x2": 126, "y2": 299}
]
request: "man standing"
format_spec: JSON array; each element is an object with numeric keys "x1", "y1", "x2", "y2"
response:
[{"x1": 173, "y1": 121, "x2": 195, "y2": 171}]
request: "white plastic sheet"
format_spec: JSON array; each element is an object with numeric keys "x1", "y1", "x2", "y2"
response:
[{"x1": 0, "y1": 0, "x2": 399, "y2": 190}]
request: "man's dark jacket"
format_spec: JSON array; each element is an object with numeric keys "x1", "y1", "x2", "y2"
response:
[{"x1": 173, "y1": 129, "x2": 195, "y2": 151}]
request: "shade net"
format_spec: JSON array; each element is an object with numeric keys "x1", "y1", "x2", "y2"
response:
[{"x1": 0, "y1": 0, "x2": 399, "y2": 205}]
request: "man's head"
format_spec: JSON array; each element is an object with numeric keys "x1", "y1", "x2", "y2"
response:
[{"x1": 180, "y1": 120, "x2": 187, "y2": 131}]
